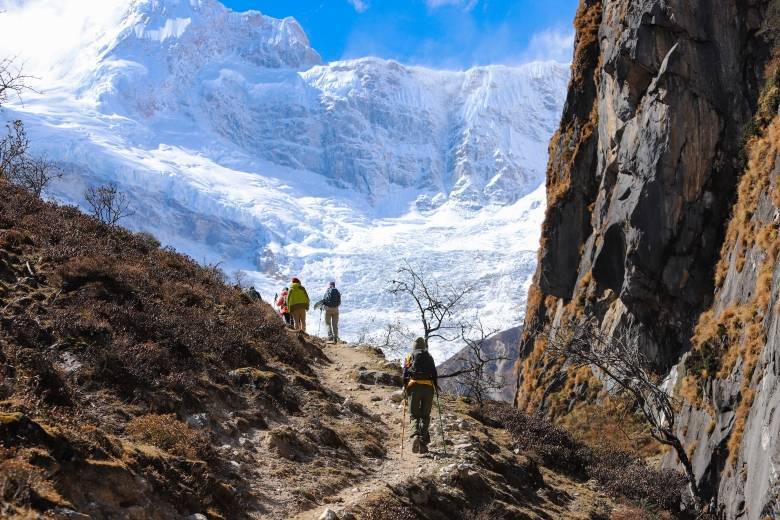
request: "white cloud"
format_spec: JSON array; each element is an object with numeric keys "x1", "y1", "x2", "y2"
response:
[
  {"x1": 522, "y1": 27, "x2": 575, "y2": 64},
  {"x1": 424, "y1": 0, "x2": 479, "y2": 11},
  {"x1": 347, "y1": 0, "x2": 369, "y2": 13}
]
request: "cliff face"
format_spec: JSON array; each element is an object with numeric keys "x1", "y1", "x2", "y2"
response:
[{"x1": 516, "y1": 0, "x2": 779, "y2": 517}]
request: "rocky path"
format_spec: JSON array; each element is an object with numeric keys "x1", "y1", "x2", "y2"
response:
[{"x1": 291, "y1": 341, "x2": 456, "y2": 520}]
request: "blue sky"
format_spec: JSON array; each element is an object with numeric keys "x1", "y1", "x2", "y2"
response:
[{"x1": 223, "y1": 0, "x2": 579, "y2": 69}]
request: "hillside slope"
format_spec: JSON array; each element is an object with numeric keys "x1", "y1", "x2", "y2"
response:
[{"x1": 515, "y1": 0, "x2": 779, "y2": 517}]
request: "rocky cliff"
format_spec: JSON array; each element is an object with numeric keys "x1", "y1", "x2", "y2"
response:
[{"x1": 515, "y1": 0, "x2": 779, "y2": 517}]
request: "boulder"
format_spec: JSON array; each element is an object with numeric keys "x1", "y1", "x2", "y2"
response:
[
  {"x1": 263, "y1": 426, "x2": 314, "y2": 461},
  {"x1": 390, "y1": 390, "x2": 405, "y2": 403},
  {"x1": 228, "y1": 368, "x2": 284, "y2": 396},
  {"x1": 318, "y1": 509, "x2": 338, "y2": 520},
  {"x1": 356, "y1": 370, "x2": 401, "y2": 387}
]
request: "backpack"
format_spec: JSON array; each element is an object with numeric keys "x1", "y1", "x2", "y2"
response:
[
  {"x1": 407, "y1": 350, "x2": 436, "y2": 379},
  {"x1": 324, "y1": 288, "x2": 341, "y2": 307}
]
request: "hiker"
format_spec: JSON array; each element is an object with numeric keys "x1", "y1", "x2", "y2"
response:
[
  {"x1": 276, "y1": 287, "x2": 292, "y2": 327},
  {"x1": 314, "y1": 281, "x2": 341, "y2": 342},
  {"x1": 286, "y1": 277, "x2": 310, "y2": 332},
  {"x1": 402, "y1": 337, "x2": 438, "y2": 454}
]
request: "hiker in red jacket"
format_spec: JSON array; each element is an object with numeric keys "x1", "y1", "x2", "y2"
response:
[{"x1": 276, "y1": 287, "x2": 292, "y2": 327}]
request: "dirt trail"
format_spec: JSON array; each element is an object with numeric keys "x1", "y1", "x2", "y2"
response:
[{"x1": 291, "y1": 341, "x2": 451, "y2": 519}]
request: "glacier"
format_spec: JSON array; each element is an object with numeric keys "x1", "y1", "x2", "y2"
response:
[{"x1": 0, "y1": 0, "x2": 568, "y2": 362}]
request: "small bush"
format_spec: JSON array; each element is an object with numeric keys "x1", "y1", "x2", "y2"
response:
[
  {"x1": 134, "y1": 231, "x2": 161, "y2": 252},
  {"x1": 483, "y1": 404, "x2": 588, "y2": 475},
  {"x1": 126, "y1": 413, "x2": 209, "y2": 459},
  {"x1": 588, "y1": 446, "x2": 685, "y2": 512},
  {"x1": 0, "y1": 458, "x2": 56, "y2": 509}
]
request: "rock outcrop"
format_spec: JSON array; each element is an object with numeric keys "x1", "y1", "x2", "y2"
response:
[
  {"x1": 437, "y1": 326, "x2": 522, "y2": 403},
  {"x1": 515, "y1": 0, "x2": 779, "y2": 517}
]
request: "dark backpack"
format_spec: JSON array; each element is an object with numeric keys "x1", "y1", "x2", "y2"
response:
[
  {"x1": 408, "y1": 350, "x2": 436, "y2": 379},
  {"x1": 324, "y1": 288, "x2": 341, "y2": 307}
]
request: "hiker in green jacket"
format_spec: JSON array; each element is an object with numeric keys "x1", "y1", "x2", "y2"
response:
[
  {"x1": 286, "y1": 277, "x2": 310, "y2": 332},
  {"x1": 403, "y1": 337, "x2": 438, "y2": 454}
]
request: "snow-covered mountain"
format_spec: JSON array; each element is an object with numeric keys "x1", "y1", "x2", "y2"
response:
[{"x1": 1, "y1": 0, "x2": 568, "y2": 362}]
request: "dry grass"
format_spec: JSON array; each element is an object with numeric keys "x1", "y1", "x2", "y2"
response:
[
  {"x1": 686, "y1": 57, "x2": 779, "y2": 468},
  {"x1": 727, "y1": 388, "x2": 756, "y2": 467},
  {"x1": 126, "y1": 414, "x2": 209, "y2": 460}
]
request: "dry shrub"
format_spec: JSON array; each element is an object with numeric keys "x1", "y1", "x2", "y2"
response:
[
  {"x1": 0, "y1": 229, "x2": 32, "y2": 251},
  {"x1": 610, "y1": 505, "x2": 659, "y2": 520},
  {"x1": 482, "y1": 404, "x2": 588, "y2": 476},
  {"x1": 126, "y1": 414, "x2": 209, "y2": 460},
  {"x1": 480, "y1": 403, "x2": 685, "y2": 512},
  {"x1": 588, "y1": 446, "x2": 685, "y2": 512},
  {"x1": 358, "y1": 497, "x2": 417, "y2": 520},
  {"x1": 0, "y1": 458, "x2": 58, "y2": 510}
]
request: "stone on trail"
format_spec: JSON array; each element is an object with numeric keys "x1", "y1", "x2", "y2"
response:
[
  {"x1": 319, "y1": 509, "x2": 338, "y2": 520},
  {"x1": 390, "y1": 390, "x2": 405, "y2": 403}
]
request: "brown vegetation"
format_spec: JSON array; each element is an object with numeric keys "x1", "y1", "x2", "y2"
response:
[
  {"x1": 478, "y1": 403, "x2": 686, "y2": 513},
  {"x1": 685, "y1": 54, "x2": 780, "y2": 469}
]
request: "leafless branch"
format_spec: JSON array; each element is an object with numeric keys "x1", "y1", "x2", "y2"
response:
[
  {"x1": 8, "y1": 155, "x2": 62, "y2": 197},
  {"x1": 438, "y1": 317, "x2": 508, "y2": 405},
  {"x1": 0, "y1": 57, "x2": 34, "y2": 107},
  {"x1": 387, "y1": 259, "x2": 472, "y2": 343},
  {"x1": 0, "y1": 119, "x2": 28, "y2": 180},
  {"x1": 546, "y1": 322, "x2": 704, "y2": 510},
  {"x1": 84, "y1": 183, "x2": 135, "y2": 226}
]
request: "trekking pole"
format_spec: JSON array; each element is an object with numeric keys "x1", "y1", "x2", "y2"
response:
[
  {"x1": 400, "y1": 394, "x2": 407, "y2": 460},
  {"x1": 435, "y1": 389, "x2": 447, "y2": 456},
  {"x1": 317, "y1": 307, "x2": 323, "y2": 338}
]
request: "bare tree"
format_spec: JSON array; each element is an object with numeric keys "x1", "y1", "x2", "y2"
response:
[
  {"x1": 10, "y1": 155, "x2": 62, "y2": 197},
  {"x1": 387, "y1": 261, "x2": 510, "y2": 402},
  {"x1": 388, "y1": 260, "x2": 472, "y2": 343},
  {"x1": 84, "y1": 183, "x2": 134, "y2": 226},
  {"x1": 0, "y1": 119, "x2": 28, "y2": 179},
  {"x1": 546, "y1": 322, "x2": 704, "y2": 510},
  {"x1": 0, "y1": 57, "x2": 32, "y2": 107},
  {"x1": 438, "y1": 318, "x2": 508, "y2": 405},
  {"x1": 232, "y1": 269, "x2": 249, "y2": 290}
]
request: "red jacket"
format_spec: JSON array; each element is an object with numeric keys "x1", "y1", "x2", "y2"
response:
[{"x1": 277, "y1": 290, "x2": 289, "y2": 314}]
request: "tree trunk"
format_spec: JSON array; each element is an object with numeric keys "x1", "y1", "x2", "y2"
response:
[{"x1": 670, "y1": 436, "x2": 703, "y2": 511}]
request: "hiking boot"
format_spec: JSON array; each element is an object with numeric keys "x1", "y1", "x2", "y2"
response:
[
  {"x1": 412, "y1": 438, "x2": 420, "y2": 453},
  {"x1": 418, "y1": 442, "x2": 428, "y2": 454}
]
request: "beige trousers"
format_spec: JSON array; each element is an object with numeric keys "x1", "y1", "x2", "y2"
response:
[
  {"x1": 325, "y1": 307, "x2": 339, "y2": 340},
  {"x1": 290, "y1": 306, "x2": 307, "y2": 332}
]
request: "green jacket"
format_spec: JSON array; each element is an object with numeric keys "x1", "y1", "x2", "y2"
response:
[{"x1": 286, "y1": 282, "x2": 310, "y2": 309}]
